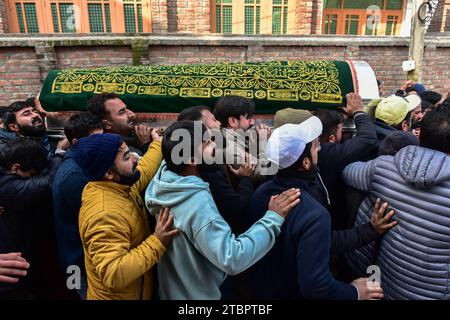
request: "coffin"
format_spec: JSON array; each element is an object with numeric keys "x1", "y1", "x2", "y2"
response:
[{"x1": 39, "y1": 60, "x2": 379, "y2": 114}]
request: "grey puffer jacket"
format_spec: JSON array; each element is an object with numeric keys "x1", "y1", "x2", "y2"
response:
[{"x1": 342, "y1": 145, "x2": 450, "y2": 300}]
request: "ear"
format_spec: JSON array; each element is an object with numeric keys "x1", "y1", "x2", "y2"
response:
[
  {"x1": 301, "y1": 157, "x2": 312, "y2": 171},
  {"x1": 8, "y1": 123, "x2": 20, "y2": 133},
  {"x1": 227, "y1": 117, "x2": 238, "y2": 129},
  {"x1": 328, "y1": 134, "x2": 336, "y2": 143},
  {"x1": 102, "y1": 119, "x2": 112, "y2": 130},
  {"x1": 401, "y1": 120, "x2": 409, "y2": 132},
  {"x1": 71, "y1": 138, "x2": 78, "y2": 145},
  {"x1": 10, "y1": 163, "x2": 21, "y2": 174},
  {"x1": 103, "y1": 168, "x2": 116, "y2": 181}
]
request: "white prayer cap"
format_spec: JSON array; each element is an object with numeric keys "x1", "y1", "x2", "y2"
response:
[{"x1": 266, "y1": 116, "x2": 323, "y2": 169}]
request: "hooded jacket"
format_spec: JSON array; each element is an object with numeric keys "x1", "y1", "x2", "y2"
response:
[
  {"x1": 343, "y1": 145, "x2": 450, "y2": 299},
  {"x1": 248, "y1": 172, "x2": 358, "y2": 299},
  {"x1": 145, "y1": 161, "x2": 284, "y2": 300},
  {"x1": 78, "y1": 141, "x2": 165, "y2": 300}
]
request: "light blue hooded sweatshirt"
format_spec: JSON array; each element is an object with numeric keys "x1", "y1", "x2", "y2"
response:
[{"x1": 145, "y1": 161, "x2": 285, "y2": 300}]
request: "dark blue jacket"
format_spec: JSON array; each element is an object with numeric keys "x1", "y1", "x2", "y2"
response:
[
  {"x1": 52, "y1": 149, "x2": 87, "y2": 274},
  {"x1": 249, "y1": 172, "x2": 358, "y2": 300}
]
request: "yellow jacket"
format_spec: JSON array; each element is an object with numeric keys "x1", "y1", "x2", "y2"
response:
[{"x1": 79, "y1": 141, "x2": 165, "y2": 300}]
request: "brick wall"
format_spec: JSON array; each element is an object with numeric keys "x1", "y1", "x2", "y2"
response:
[
  {"x1": 55, "y1": 46, "x2": 133, "y2": 69},
  {"x1": 0, "y1": 0, "x2": 8, "y2": 33},
  {"x1": 151, "y1": 0, "x2": 169, "y2": 33},
  {"x1": 0, "y1": 35, "x2": 449, "y2": 107},
  {"x1": 152, "y1": 0, "x2": 211, "y2": 33},
  {"x1": 148, "y1": 45, "x2": 246, "y2": 64},
  {"x1": 294, "y1": 0, "x2": 314, "y2": 35},
  {"x1": 0, "y1": 48, "x2": 42, "y2": 106},
  {"x1": 429, "y1": 0, "x2": 450, "y2": 33}
]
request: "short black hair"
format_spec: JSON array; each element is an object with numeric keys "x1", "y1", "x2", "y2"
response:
[
  {"x1": 378, "y1": 131, "x2": 419, "y2": 156},
  {"x1": 0, "y1": 139, "x2": 48, "y2": 172},
  {"x1": 3, "y1": 101, "x2": 34, "y2": 132},
  {"x1": 162, "y1": 120, "x2": 208, "y2": 174},
  {"x1": 420, "y1": 90, "x2": 442, "y2": 105},
  {"x1": 421, "y1": 100, "x2": 434, "y2": 113},
  {"x1": 313, "y1": 110, "x2": 344, "y2": 144},
  {"x1": 213, "y1": 95, "x2": 255, "y2": 128},
  {"x1": 0, "y1": 107, "x2": 7, "y2": 122},
  {"x1": 420, "y1": 102, "x2": 450, "y2": 154},
  {"x1": 279, "y1": 142, "x2": 312, "y2": 176},
  {"x1": 177, "y1": 105, "x2": 212, "y2": 122},
  {"x1": 25, "y1": 97, "x2": 36, "y2": 108},
  {"x1": 64, "y1": 112, "x2": 103, "y2": 144},
  {"x1": 87, "y1": 93, "x2": 120, "y2": 119}
]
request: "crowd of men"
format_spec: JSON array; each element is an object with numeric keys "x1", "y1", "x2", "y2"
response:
[{"x1": 0, "y1": 79, "x2": 449, "y2": 300}]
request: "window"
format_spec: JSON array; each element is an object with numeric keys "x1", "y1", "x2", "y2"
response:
[
  {"x1": 343, "y1": 0, "x2": 383, "y2": 9},
  {"x1": 245, "y1": 0, "x2": 261, "y2": 34},
  {"x1": 212, "y1": 0, "x2": 291, "y2": 35},
  {"x1": 324, "y1": 14, "x2": 338, "y2": 34},
  {"x1": 365, "y1": 14, "x2": 379, "y2": 35},
  {"x1": 14, "y1": 1, "x2": 39, "y2": 33},
  {"x1": 344, "y1": 14, "x2": 359, "y2": 35},
  {"x1": 324, "y1": 0, "x2": 341, "y2": 9},
  {"x1": 272, "y1": 0, "x2": 288, "y2": 35},
  {"x1": 123, "y1": 0, "x2": 143, "y2": 33},
  {"x1": 216, "y1": 0, "x2": 233, "y2": 34},
  {"x1": 50, "y1": 1, "x2": 76, "y2": 33},
  {"x1": 6, "y1": 0, "x2": 152, "y2": 33},
  {"x1": 87, "y1": 0, "x2": 111, "y2": 33},
  {"x1": 322, "y1": 0, "x2": 405, "y2": 36},
  {"x1": 386, "y1": 0, "x2": 402, "y2": 10},
  {"x1": 385, "y1": 15, "x2": 399, "y2": 35}
]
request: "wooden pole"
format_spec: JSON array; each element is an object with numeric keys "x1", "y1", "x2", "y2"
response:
[{"x1": 408, "y1": 0, "x2": 427, "y2": 82}]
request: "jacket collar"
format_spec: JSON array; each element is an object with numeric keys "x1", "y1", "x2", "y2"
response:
[{"x1": 88, "y1": 180, "x2": 131, "y2": 195}]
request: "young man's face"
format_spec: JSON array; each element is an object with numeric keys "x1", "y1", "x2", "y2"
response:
[
  {"x1": 112, "y1": 142, "x2": 139, "y2": 178},
  {"x1": 201, "y1": 110, "x2": 221, "y2": 130},
  {"x1": 195, "y1": 132, "x2": 216, "y2": 166},
  {"x1": 411, "y1": 105, "x2": 423, "y2": 123},
  {"x1": 334, "y1": 123, "x2": 344, "y2": 144},
  {"x1": 104, "y1": 98, "x2": 136, "y2": 136},
  {"x1": 237, "y1": 113, "x2": 254, "y2": 131},
  {"x1": 11, "y1": 106, "x2": 46, "y2": 137}
]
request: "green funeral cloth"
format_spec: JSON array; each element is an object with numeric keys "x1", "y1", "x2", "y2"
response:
[{"x1": 39, "y1": 60, "x2": 354, "y2": 114}]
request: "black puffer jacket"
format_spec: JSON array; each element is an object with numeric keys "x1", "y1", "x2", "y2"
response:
[{"x1": 0, "y1": 155, "x2": 62, "y2": 297}]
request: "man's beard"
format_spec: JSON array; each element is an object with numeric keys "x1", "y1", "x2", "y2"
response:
[
  {"x1": 18, "y1": 122, "x2": 46, "y2": 137},
  {"x1": 114, "y1": 168, "x2": 141, "y2": 186},
  {"x1": 113, "y1": 161, "x2": 141, "y2": 186}
]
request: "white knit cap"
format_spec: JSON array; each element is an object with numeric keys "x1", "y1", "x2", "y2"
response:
[{"x1": 266, "y1": 116, "x2": 323, "y2": 169}]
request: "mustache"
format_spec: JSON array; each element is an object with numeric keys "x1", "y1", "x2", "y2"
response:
[{"x1": 32, "y1": 117, "x2": 43, "y2": 125}]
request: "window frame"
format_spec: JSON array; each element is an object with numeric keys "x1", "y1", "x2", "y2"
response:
[
  {"x1": 211, "y1": 0, "x2": 293, "y2": 35},
  {"x1": 6, "y1": 0, "x2": 152, "y2": 33},
  {"x1": 322, "y1": 0, "x2": 405, "y2": 36}
]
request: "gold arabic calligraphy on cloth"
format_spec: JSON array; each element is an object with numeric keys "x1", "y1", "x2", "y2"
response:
[{"x1": 51, "y1": 60, "x2": 343, "y2": 104}]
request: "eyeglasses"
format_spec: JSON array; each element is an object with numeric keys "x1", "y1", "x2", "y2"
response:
[{"x1": 242, "y1": 113, "x2": 253, "y2": 120}]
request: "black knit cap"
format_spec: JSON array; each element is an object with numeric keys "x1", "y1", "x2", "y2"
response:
[{"x1": 73, "y1": 133, "x2": 123, "y2": 181}]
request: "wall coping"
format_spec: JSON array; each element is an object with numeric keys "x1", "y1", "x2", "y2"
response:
[{"x1": 1, "y1": 33, "x2": 450, "y2": 48}]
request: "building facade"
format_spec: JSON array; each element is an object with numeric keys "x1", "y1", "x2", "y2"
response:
[{"x1": 2, "y1": 0, "x2": 447, "y2": 36}]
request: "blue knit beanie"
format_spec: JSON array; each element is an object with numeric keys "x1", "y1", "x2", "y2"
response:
[
  {"x1": 73, "y1": 133, "x2": 123, "y2": 181},
  {"x1": 412, "y1": 83, "x2": 426, "y2": 96}
]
